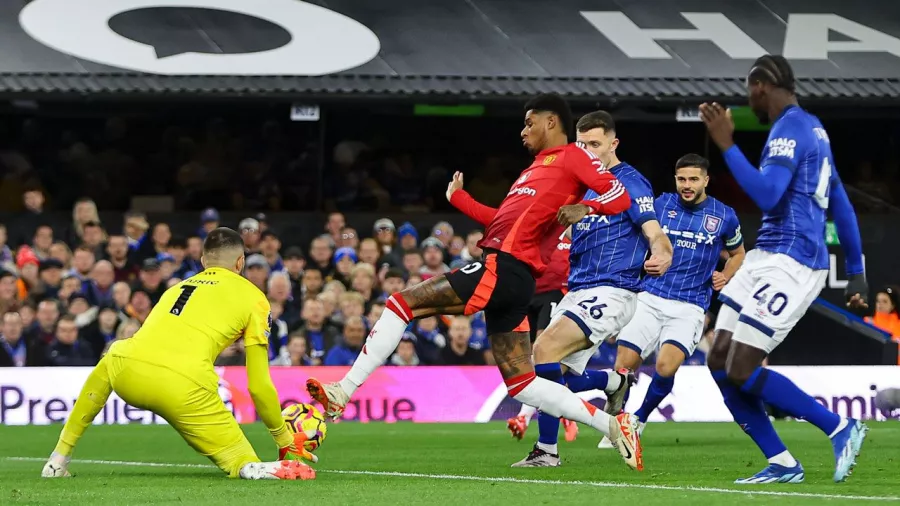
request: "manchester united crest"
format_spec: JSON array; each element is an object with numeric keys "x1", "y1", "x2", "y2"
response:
[{"x1": 543, "y1": 155, "x2": 557, "y2": 165}]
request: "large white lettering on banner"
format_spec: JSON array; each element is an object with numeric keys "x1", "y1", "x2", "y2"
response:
[
  {"x1": 581, "y1": 11, "x2": 900, "y2": 61},
  {"x1": 1, "y1": 366, "x2": 897, "y2": 425},
  {"x1": 19, "y1": 0, "x2": 380, "y2": 75}
]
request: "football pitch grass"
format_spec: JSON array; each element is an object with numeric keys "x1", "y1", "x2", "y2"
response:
[{"x1": 1, "y1": 422, "x2": 898, "y2": 505}]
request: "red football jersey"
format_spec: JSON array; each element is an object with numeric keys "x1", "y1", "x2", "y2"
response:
[
  {"x1": 534, "y1": 232, "x2": 569, "y2": 294},
  {"x1": 475, "y1": 142, "x2": 629, "y2": 275}
]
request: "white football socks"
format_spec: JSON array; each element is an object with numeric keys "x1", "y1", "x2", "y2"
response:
[
  {"x1": 517, "y1": 403, "x2": 537, "y2": 423},
  {"x1": 340, "y1": 296, "x2": 411, "y2": 396},
  {"x1": 769, "y1": 450, "x2": 799, "y2": 468},
  {"x1": 604, "y1": 369, "x2": 623, "y2": 394},
  {"x1": 512, "y1": 376, "x2": 612, "y2": 436}
]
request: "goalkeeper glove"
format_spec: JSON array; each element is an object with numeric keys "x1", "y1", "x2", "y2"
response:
[
  {"x1": 845, "y1": 273, "x2": 869, "y2": 309},
  {"x1": 271, "y1": 425, "x2": 318, "y2": 463}
]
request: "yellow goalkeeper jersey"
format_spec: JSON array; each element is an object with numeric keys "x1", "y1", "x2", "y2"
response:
[{"x1": 111, "y1": 267, "x2": 271, "y2": 392}]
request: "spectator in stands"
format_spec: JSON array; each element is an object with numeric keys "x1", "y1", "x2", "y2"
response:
[
  {"x1": 0, "y1": 224, "x2": 12, "y2": 265},
  {"x1": 0, "y1": 311, "x2": 27, "y2": 367},
  {"x1": 350, "y1": 263, "x2": 378, "y2": 306},
  {"x1": 157, "y1": 253, "x2": 176, "y2": 282},
  {"x1": 32, "y1": 225, "x2": 53, "y2": 260},
  {"x1": 431, "y1": 221, "x2": 454, "y2": 249},
  {"x1": 381, "y1": 268, "x2": 405, "y2": 299},
  {"x1": 398, "y1": 222, "x2": 419, "y2": 250},
  {"x1": 65, "y1": 198, "x2": 101, "y2": 248},
  {"x1": 324, "y1": 315, "x2": 365, "y2": 366},
  {"x1": 325, "y1": 212, "x2": 345, "y2": 246},
  {"x1": 0, "y1": 271, "x2": 18, "y2": 315},
  {"x1": 338, "y1": 291, "x2": 366, "y2": 321},
  {"x1": 299, "y1": 298, "x2": 339, "y2": 363},
  {"x1": 15, "y1": 247, "x2": 40, "y2": 300},
  {"x1": 439, "y1": 316, "x2": 485, "y2": 365},
  {"x1": 367, "y1": 299, "x2": 385, "y2": 328},
  {"x1": 184, "y1": 235, "x2": 204, "y2": 275},
  {"x1": 81, "y1": 305, "x2": 120, "y2": 359},
  {"x1": 373, "y1": 218, "x2": 401, "y2": 267},
  {"x1": 105, "y1": 236, "x2": 138, "y2": 283},
  {"x1": 37, "y1": 258, "x2": 65, "y2": 299},
  {"x1": 402, "y1": 250, "x2": 424, "y2": 277},
  {"x1": 46, "y1": 314, "x2": 95, "y2": 366},
  {"x1": 199, "y1": 208, "x2": 219, "y2": 238},
  {"x1": 67, "y1": 293, "x2": 92, "y2": 325},
  {"x1": 272, "y1": 332, "x2": 313, "y2": 366},
  {"x1": 333, "y1": 247, "x2": 357, "y2": 287},
  {"x1": 123, "y1": 211, "x2": 149, "y2": 252},
  {"x1": 147, "y1": 223, "x2": 171, "y2": 258},
  {"x1": 243, "y1": 254, "x2": 270, "y2": 293},
  {"x1": 358, "y1": 238, "x2": 380, "y2": 267},
  {"x1": 267, "y1": 301, "x2": 290, "y2": 358},
  {"x1": 866, "y1": 286, "x2": 900, "y2": 338},
  {"x1": 406, "y1": 274, "x2": 423, "y2": 290},
  {"x1": 69, "y1": 245, "x2": 96, "y2": 281},
  {"x1": 412, "y1": 315, "x2": 445, "y2": 364},
  {"x1": 339, "y1": 226, "x2": 359, "y2": 250},
  {"x1": 239, "y1": 217, "x2": 261, "y2": 254},
  {"x1": 126, "y1": 289, "x2": 152, "y2": 324},
  {"x1": 134, "y1": 258, "x2": 165, "y2": 304},
  {"x1": 461, "y1": 230, "x2": 483, "y2": 262},
  {"x1": 301, "y1": 266, "x2": 324, "y2": 301},
  {"x1": 259, "y1": 230, "x2": 284, "y2": 272},
  {"x1": 283, "y1": 246, "x2": 305, "y2": 294},
  {"x1": 112, "y1": 281, "x2": 132, "y2": 314},
  {"x1": 11, "y1": 184, "x2": 46, "y2": 247},
  {"x1": 165, "y1": 236, "x2": 191, "y2": 280},
  {"x1": 391, "y1": 333, "x2": 420, "y2": 366},
  {"x1": 316, "y1": 291, "x2": 337, "y2": 320},
  {"x1": 448, "y1": 235, "x2": 466, "y2": 262},
  {"x1": 419, "y1": 237, "x2": 449, "y2": 280},
  {"x1": 49, "y1": 242, "x2": 72, "y2": 269},
  {"x1": 81, "y1": 221, "x2": 107, "y2": 259},
  {"x1": 57, "y1": 274, "x2": 82, "y2": 306},
  {"x1": 84, "y1": 260, "x2": 115, "y2": 307},
  {"x1": 268, "y1": 272, "x2": 300, "y2": 328}
]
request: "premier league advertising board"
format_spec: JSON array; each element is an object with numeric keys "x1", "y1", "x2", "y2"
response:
[{"x1": 1, "y1": 366, "x2": 897, "y2": 425}]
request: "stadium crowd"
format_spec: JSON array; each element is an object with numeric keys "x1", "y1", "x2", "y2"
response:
[{"x1": 1, "y1": 188, "x2": 717, "y2": 369}]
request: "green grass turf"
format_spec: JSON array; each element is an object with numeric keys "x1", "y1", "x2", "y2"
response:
[{"x1": 1, "y1": 422, "x2": 898, "y2": 505}]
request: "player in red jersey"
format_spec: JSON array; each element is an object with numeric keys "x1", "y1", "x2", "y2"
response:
[
  {"x1": 306, "y1": 94, "x2": 643, "y2": 470},
  {"x1": 448, "y1": 174, "x2": 579, "y2": 442}
]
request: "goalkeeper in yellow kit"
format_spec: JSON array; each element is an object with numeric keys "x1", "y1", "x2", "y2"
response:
[{"x1": 41, "y1": 227, "x2": 316, "y2": 480}]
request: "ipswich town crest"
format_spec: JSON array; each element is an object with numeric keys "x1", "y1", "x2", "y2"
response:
[{"x1": 703, "y1": 215, "x2": 722, "y2": 234}]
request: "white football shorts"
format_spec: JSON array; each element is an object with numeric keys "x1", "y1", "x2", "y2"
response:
[
  {"x1": 617, "y1": 291, "x2": 705, "y2": 360},
  {"x1": 548, "y1": 285, "x2": 637, "y2": 375},
  {"x1": 716, "y1": 249, "x2": 827, "y2": 354}
]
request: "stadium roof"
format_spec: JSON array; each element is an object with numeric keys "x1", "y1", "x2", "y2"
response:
[{"x1": 4, "y1": 0, "x2": 900, "y2": 102}]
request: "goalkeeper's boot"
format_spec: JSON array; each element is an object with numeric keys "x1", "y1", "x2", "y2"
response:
[
  {"x1": 562, "y1": 418, "x2": 579, "y2": 442},
  {"x1": 604, "y1": 368, "x2": 636, "y2": 416},
  {"x1": 734, "y1": 463, "x2": 805, "y2": 484},
  {"x1": 507, "y1": 415, "x2": 528, "y2": 441},
  {"x1": 608, "y1": 412, "x2": 643, "y2": 471},
  {"x1": 40, "y1": 452, "x2": 71, "y2": 478},
  {"x1": 831, "y1": 418, "x2": 868, "y2": 483},
  {"x1": 306, "y1": 378, "x2": 349, "y2": 419},
  {"x1": 239, "y1": 461, "x2": 316, "y2": 480},
  {"x1": 510, "y1": 444, "x2": 561, "y2": 467}
]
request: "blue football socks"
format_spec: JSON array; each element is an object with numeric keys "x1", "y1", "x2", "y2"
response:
[
  {"x1": 742, "y1": 367, "x2": 841, "y2": 436},
  {"x1": 634, "y1": 373, "x2": 675, "y2": 422},
  {"x1": 563, "y1": 369, "x2": 610, "y2": 392},
  {"x1": 712, "y1": 369, "x2": 788, "y2": 458},
  {"x1": 534, "y1": 363, "x2": 564, "y2": 449}
]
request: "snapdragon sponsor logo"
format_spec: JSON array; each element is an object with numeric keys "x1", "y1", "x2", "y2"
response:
[{"x1": 507, "y1": 187, "x2": 537, "y2": 197}]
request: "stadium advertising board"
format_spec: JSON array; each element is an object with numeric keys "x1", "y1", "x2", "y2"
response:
[{"x1": 0, "y1": 366, "x2": 896, "y2": 425}]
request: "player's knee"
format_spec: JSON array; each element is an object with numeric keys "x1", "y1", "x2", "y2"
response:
[
  {"x1": 614, "y1": 345, "x2": 642, "y2": 371},
  {"x1": 706, "y1": 330, "x2": 732, "y2": 371},
  {"x1": 531, "y1": 336, "x2": 555, "y2": 363},
  {"x1": 725, "y1": 362, "x2": 754, "y2": 385},
  {"x1": 655, "y1": 357, "x2": 680, "y2": 377}
]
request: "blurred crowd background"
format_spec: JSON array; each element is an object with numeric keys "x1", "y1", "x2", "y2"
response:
[{"x1": 0, "y1": 111, "x2": 898, "y2": 370}]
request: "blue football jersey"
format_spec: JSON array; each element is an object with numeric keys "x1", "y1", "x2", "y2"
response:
[
  {"x1": 643, "y1": 193, "x2": 742, "y2": 310},
  {"x1": 568, "y1": 162, "x2": 656, "y2": 292},
  {"x1": 756, "y1": 105, "x2": 841, "y2": 270}
]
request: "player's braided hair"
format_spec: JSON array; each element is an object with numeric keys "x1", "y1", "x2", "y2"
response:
[{"x1": 748, "y1": 54, "x2": 796, "y2": 93}]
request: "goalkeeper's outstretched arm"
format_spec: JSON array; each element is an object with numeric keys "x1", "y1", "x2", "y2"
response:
[{"x1": 246, "y1": 344, "x2": 293, "y2": 447}]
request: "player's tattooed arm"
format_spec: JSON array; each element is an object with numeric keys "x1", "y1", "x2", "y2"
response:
[
  {"x1": 401, "y1": 274, "x2": 466, "y2": 318},
  {"x1": 490, "y1": 331, "x2": 534, "y2": 380},
  {"x1": 641, "y1": 220, "x2": 673, "y2": 276}
]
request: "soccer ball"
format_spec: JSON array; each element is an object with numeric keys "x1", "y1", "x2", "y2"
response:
[{"x1": 282, "y1": 403, "x2": 327, "y2": 452}]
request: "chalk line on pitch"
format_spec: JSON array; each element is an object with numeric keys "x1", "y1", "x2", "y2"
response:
[{"x1": 4, "y1": 457, "x2": 898, "y2": 502}]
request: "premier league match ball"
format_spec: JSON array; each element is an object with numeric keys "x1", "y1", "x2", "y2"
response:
[{"x1": 282, "y1": 403, "x2": 328, "y2": 451}]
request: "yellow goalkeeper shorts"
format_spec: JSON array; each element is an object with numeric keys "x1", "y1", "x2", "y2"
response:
[{"x1": 104, "y1": 355, "x2": 260, "y2": 477}]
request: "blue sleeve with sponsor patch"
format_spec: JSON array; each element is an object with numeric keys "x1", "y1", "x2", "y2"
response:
[
  {"x1": 625, "y1": 176, "x2": 657, "y2": 226},
  {"x1": 723, "y1": 207, "x2": 743, "y2": 251}
]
